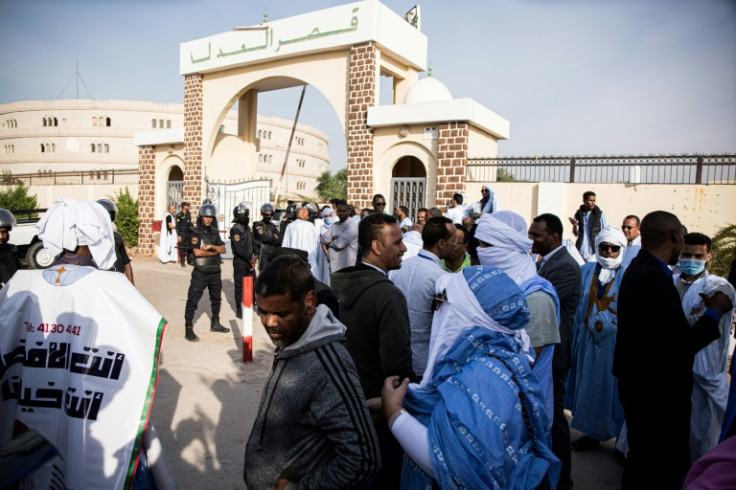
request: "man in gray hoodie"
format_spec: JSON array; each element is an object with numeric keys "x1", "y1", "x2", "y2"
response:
[{"x1": 244, "y1": 255, "x2": 380, "y2": 489}]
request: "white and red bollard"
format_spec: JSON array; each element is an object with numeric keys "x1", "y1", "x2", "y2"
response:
[{"x1": 242, "y1": 276, "x2": 254, "y2": 363}]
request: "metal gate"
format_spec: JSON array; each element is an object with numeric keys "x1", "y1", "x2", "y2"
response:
[
  {"x1": 206, "y1": 179, "x2": 271, "y2": 257},
  {"x1": 167, "y1": 181, "x2": 183, "y2": 208},
  {"x1": 390, "y1": 177, "x2": 425, "y2": 222}
]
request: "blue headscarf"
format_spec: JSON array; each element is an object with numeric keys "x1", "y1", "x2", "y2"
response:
[{"x1": 322, "y1": 207, "x2": 336, "y2": 226}]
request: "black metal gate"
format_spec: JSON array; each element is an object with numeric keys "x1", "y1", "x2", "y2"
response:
[{"x1": 390, "y1": 177, "x2": 425, "y2": 221}]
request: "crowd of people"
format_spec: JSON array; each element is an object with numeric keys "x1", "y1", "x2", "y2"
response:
[{"x1": 1, "y1": 185, "x2": 735, "y2": 488}]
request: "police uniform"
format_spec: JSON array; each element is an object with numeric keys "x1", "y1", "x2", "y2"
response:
[
  {"x1": 253, "y1": 219, "x2": 280, "y2": 272},
  {"x1": 176, "y1": 209, "x2": 193, "y2": 267},
  {"x1": 0, "y1": 242, "x2": 19, "y2": 288},
  {"x1": 111, "y1": 231, "x2": 131, "y2": 275},
  {"x1": 230, "y1": 221, "x2": 258, "y2": 317},
  {"x1": 184, "y1": 222, "x2": 225, "y2": 327}
]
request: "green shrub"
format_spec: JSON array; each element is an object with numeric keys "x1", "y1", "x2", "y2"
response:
[
  {"x1": 113, "y1": 187, "x2": 139, "y2": 247},
  {"x1": 710, "y1": 223, "x2": 736, "y2": 279},
  {"x1": 0, "y1": 184, "x2": 38, "y2": 213}
]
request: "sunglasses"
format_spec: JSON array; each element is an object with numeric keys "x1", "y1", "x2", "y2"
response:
[
  {"x1": 598, "y1": 244, "x2": 621, "y2": 253},
  {"x1": 432, "y1": 290, "x2": 448, "y2": 311},
  {"x1": 374, "y1": 202, "x2": 386, "y2": 206},
  {"x1": 622, "y1": 225, "x2": 638, "y2": 230},
  {"x1": 481, "y1": 189, "x2": 489, "y2": 193}
]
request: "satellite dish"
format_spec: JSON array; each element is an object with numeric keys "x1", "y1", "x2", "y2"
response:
[{"x1": 404, "y1": 5, "x2": 421, "y2": 30}]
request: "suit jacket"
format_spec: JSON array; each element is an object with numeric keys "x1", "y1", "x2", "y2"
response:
[{"x1": 538, "y1": 247, "x2": 582, "y2": 370}]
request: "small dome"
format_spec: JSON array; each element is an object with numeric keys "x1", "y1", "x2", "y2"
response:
[{"x1": 404, "y1": 77, "x2": 453, "y2": 104}]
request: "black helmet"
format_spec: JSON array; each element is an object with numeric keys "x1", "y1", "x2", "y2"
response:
[
  {"x1": 232, "y1": 202, "x2": 250, "y2": 222},
  {"x1": 96, "y1": 199, "x2": 118, "y2": 222},
  {"x1": 260, "y1": 203, "x2": 275, "y2": 215},
  {"x1": 199, "y1": 203, "x2": 217, "y2": 217},
  {"x1": 284, "y1": 202, "x2": 297, "y2": 220},
  {"x1": 0, "y1": 208, "x2": 16, "y2": 230}
]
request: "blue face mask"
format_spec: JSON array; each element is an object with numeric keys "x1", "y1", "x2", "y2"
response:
[
  {"x1": 324, "y1": 216, "x2": 336, "y2": 226},
  {"x1": 678, "y1": 258, "x2": 706, "y2": 276}
]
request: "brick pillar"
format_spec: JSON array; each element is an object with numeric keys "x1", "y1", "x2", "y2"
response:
[
  {"x1": 436, "y1": 122, "x2": 469, "y2": 213},
  {"x1": 184, "y1": 74, "x2": 204, "y2": 218},
  {"x1": 137, "y1": 145, "x2": 156, "y2": 256},
  {"x1": 346, "y1": 42, "x2": 377, "y2": 210}
]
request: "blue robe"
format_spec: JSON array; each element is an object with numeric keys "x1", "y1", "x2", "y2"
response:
[
  {"x1": 565, "y1": 262, "x2": 625, "y2": 441},
  {"x1": 402, "y1": 326, "x2": 560, "y2": 490}
]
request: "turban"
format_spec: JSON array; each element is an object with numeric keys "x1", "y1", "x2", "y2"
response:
[
  {"x1": 595, "y1": 226, "x2": 627, "y2": 284},
  {"x1": 35, "y1": 197, "x2": 116, "y2": 270},
  {"x1": 474, "y1": 211, "x2": 536, "y2": 285}
]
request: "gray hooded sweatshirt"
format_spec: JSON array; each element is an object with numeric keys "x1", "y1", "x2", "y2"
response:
[{"x1": 243, "y1": 305, "x2": 380, "y2": 489}]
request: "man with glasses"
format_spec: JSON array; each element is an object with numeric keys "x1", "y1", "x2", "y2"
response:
[
  {"x1": 466, "y1": 184, "x2": 501, "y2": 219},
  {"x1": 441, "y1": 223, "x2": 471, "y2": 273},
  {"x1": 621, "y1": 215, "x2": 641, "y2": 268},
  {"x1": 567, "y1": 227, "x2": 628, "y2": 456},
  {"x1": 371, "y1": 194, "x2": 388, "y2": 215}
]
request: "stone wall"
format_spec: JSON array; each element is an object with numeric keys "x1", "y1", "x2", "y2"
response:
[
  {"x1": 137, "y1": 145, "x2": 156, "y2": 255},
  {"x1": 436, "y1": 122, "x2": 468, "y2": 213},
  {"x1": 184, "y1": 74, "x2": 204, "y2": 218},
  {"x1": 346, "y1": 42, "x2": 377, "y2": 210}
]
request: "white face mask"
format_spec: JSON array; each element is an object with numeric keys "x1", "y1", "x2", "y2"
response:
[
  {"x1": 597, "y1": 255, "x2": 622, "y2": 270},
  {"x1": 476, "y1": 246, "x2": 505, "y2": 268}
]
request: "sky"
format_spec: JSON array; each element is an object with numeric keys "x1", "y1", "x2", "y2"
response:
[{"x1": 1, "y1": 0, "x2": 735, "y2": 172}]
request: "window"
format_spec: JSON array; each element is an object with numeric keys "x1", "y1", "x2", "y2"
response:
[
  {"x1": 105, "y1": 117, "x2": 111, "y2": 127},
  {"x1": 92, "y1": 117, "x2": 98, "y2": 127},
  {"x1": 54, "y1": 117, "x2": 58, "y2": 126},
  {"x1": 268, "y1": 155, "x2": 273, "y2": 163},
  {"x1": 257, "y1": 129, "x2": 262, "y2": 138},
  {"x1": 42, "y1": 118, "x2": 47, "y2": 127},
  {"x1": 268, "y1": 131, "x2": 272, "y2": 139},
  {"x1": 40, "y1": 143, "x2": 45, "y2": 153},
  {"x1": 97, "y1": 144, "x2": 103, "y2": 153},
  {"x1": 152, "y1": 119, "x2": 157, "y2": 128},
  {"x1": 166, "y1": 120, "x2": 172, "y2": 129},
  {"x1": 91, "y1": 144, "x2": 96, "y2": 153},
  {"x1": 159, "y1": 119, "x2": 164, "y2": 129},
  {"x1": 104, "y1": 144, "x2": 109, "y2": 153}
]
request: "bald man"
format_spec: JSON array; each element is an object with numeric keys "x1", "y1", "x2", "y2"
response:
[{"x1": 613, "y1": 211, "x2": 733, "y2": 489}]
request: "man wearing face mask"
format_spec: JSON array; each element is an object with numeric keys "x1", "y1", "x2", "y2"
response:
[
  {"x1": 565, "y1": 227, "x2": 627, "y2": 453},
  {"x1": 675, "y1": 232, "x2": 736, "y2": 463},
  {"x1": 230, "y1": 203, "x2": 258, "y2": 319},
  {"x1": 320, "y1": 202, "x2": 358, "y2": 273}
]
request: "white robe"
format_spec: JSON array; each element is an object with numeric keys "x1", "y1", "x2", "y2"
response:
[
  {"x1": 320, "y1": 218, "x2": 358, "y2": 273},
  {"x1": 158, "y1": 212, "x2": 178, "y2": 263},
  {"x1": 282, "y1": 219, "x2": 319, "y2": 275}
]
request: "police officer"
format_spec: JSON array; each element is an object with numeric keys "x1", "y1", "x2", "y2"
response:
[
  {"x1": 0, "y1": 208, "x2": 20, "y2": 288},
  {"x1": 230, "y1": 202, "x2": 258, "y2": 319},
  {"x1": 279, "y1": 201, "x2": 297, "y2": 237},
  {"x1": 253, "y1": 203, "x2": 280, "y2": 272},
  {"x1": 304, "y1": 202, "x2": 320, "y2": 223},
  {"x1": 96, "y1": 199, "x2": 134, "y2": 284},
  {"x1": 184, "y1": 202, "x2": 229, "y2": 341},
  {"x1": 176, "y1": 201, "x2": 193, "y2": 268}
]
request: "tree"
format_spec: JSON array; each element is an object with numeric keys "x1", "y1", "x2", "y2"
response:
[
  {"x1": 496, "y1": 168, "x2": 518, "y2": 182},
  {"x1": 113, "y1": 187, "x2": 139, "y2": 247},
  {"x1": 0, "y1": 184, "x2": 38, "y2": 212},
  {"x1": 315, "y1": 168, "x2": 347, "y2": 202},
  {"x1": 710, "y1": 223, "x2": 736, "y2": 279}
]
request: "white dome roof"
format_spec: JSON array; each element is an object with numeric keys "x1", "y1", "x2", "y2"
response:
[{"x1": 404, "y1": 77, "x2": 453, "y2": 104}]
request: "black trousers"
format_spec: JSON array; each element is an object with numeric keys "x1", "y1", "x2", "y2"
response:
[
  {"x1": 185, "y1": 268, "x2": 222, "y2": 323},
  {"x1": 552, "y1": 367, "x2": 573, "y2": 490},
  {"x1": 178, "y1": 234, "x2": 189, "y2": 264},
  {"x1": 233, "y1": 260, "x2": 256, "y2": 308}
]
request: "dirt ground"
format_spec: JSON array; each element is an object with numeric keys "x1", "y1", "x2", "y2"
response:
[{"x1": 134, "y1": 256, "x2": 623, "y2": 489}]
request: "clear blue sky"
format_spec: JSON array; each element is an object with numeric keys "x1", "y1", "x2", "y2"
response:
[{"x1": 1, "y1": 0, "x2": 734, "y2": 171}]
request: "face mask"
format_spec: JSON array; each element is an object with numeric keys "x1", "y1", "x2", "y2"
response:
[
  {"x1": 324, "y1": 216, "x2": 336, "y2": 226},
  {"x1": 476, "y1": 246, "x2": 506, "y2": 268},
  {"x1": 597, "y1": 255, "x2": 621, "y2": 270},
  {"x1": 262, "y1": 216, "x2": 271, "y2": 223},
  {"x1": 679, "y1": 258, "x2": 706, "y2": 276}
]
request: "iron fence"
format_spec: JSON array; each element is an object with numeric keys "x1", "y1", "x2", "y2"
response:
[
  {"x1": 467, "y1": 154, "x2": 736, "y2": 185},
  {"x1": 0, "y1": 168, "x2": 139, "y2": 186}
]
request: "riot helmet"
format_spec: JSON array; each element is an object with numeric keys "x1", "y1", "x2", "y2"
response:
[
  {"x1": 96, "y1": 199, "x2": 118, "y2": 222},
  {"x1": 284, "y1": 202, "x2": 297, "y2": 220},
  {"x1": 232, "y1": 202, "x2": 250, "y2": 222},
  {"x1": 0, "y1": 208, "x2": 16, "y2": 230},
  {"x1": 260, "y1": 203, "x2": 275, "y2": 215},
  {"x1": 305, "y1": 202, "x2": 319, "y2": 215},
  {"x1": 199, "y1": 203, "x2": 217, "y2": 218}
]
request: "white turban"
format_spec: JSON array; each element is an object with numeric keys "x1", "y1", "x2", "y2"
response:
[
  {"x1": 35, "y1": 197, "x2": 116, "y2": 270},
  {"x1": 474, "y1": 211, "x2": 537, "y2": 285},
  {"x1": 594, "y1": 226, "x2": 627, "y2": 284}
]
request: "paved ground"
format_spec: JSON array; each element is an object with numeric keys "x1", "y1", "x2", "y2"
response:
[{"x1": 134, "y1": 256, "x2": 623, "y2": 489}]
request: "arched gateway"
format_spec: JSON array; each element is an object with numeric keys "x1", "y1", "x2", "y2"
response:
[{"x1": 136, "y1": 0, "x2": 509, "y2": 255}]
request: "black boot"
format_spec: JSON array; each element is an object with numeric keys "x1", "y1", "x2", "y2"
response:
[
  {"x1": 210, "y1": 316, "x2": 230, "y2": 333},
  {"x1": 185, "y1": 323, "x2": 199, "y2": 342},
  {"x1": 236, "y1": 305, "x2": 243, "y2": 319}
]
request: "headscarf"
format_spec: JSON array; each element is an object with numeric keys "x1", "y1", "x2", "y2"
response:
[
  {"x1": 417, "y1": 265, "x2": 531, "y2": 389},
  {"x1": 35, "y1": 197, "x2": 116, "y2": 270},
  {"x1": 474, "y1": 211, "x2": 536, "y2": 285},
  {"x1": 481, "y1": 184, "x2": 495, "y2": 213},
  {"x1": 594, "y1": 226, "x2": 627, "y2": 284},
  {"x1": 322, "y1": 206, "x2": 336, "y2": 226}
]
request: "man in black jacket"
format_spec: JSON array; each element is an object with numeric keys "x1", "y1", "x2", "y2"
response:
[
  {"x1": 613, "y1": 211, "x2": 733, "y2": 489},
  {"x1": 569, "y1": 190, "x2": 606, "y2": 262},
  {"x1": 244, "y1": 255, "x2": 379, "y2": 489},
  {"x1": 176, "y1": 201, "x2": 193, "y2": 268},
  {"x1": 529, "y1": 213, "x2": 582, "y2": 490},
  {"x1": 330, "y1": 212, "x2": 416, "y2": 488},
  {"x1": 230, "y1": 203, "x2": 258, "y2": 319}
]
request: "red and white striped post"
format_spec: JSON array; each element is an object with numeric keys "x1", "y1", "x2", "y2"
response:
[{"x1": 242, "y1": 276, "x2": 254, "y2": 363}]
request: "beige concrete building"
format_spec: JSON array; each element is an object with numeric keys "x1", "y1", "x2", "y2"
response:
[{"x1": 0, "y1": 99, "x2": 329, "y2": 201}]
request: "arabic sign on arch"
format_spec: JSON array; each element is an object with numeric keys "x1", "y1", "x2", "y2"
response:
[{"x1": 179, "y1": 0, "x2": 427, "y2": 75}]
